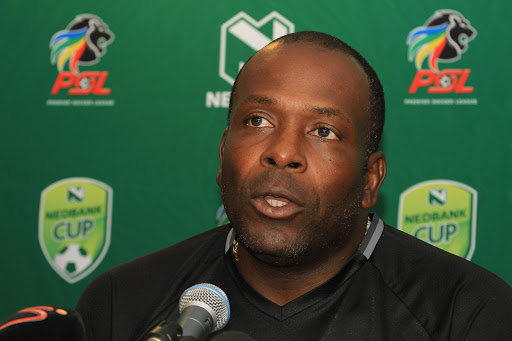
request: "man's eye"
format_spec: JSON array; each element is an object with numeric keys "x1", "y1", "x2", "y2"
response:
[
  {"x1": 311, "y1": 127, "x2": 338, "y2": 140},
  {"x1": 247, "y1": 116, "x2": 272, "y2": 127}
]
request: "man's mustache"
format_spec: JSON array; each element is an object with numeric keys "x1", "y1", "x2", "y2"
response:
[{"x1": 244, "y1": 170, "x2": 310, "y2": 201}]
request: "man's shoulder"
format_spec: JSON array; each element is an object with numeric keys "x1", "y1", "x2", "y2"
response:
[
  {"x1": 376, "y1": 225, "x2": 503, "y2": 278},
  {"x1": 109, "y1": 225, "x2": 229, "y2": 279},
  {"x1": 76, "y1": 225, "x2": 230, "y2": 341},
  {"x1": 116, "y1": 226, "x2": 229, "y2": 274},
  {"x1": 374, "y1": 224, "x2": 511, "y2": 293},
  {"x1": 370, "y1": 223, "x2": 512, "y2": 338}
]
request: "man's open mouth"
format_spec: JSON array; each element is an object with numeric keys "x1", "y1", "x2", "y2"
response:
[{"x1": 264, "y1": 195, "x2": 291, "y2": 208}]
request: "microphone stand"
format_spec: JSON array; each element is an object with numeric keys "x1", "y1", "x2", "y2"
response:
[{"x1": 144, "y1": 320, "x2": 183, "y2": 341}]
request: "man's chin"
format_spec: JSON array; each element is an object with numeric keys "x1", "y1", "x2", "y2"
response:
[{"x1": 236, "y1": 230, "x2": 311, "y2": 267}]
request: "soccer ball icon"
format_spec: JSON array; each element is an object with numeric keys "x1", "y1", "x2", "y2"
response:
[
  {"x1": 54, "y1": 244, "x2": 92, "y2": 275},
  {"x1": 439, "y1": 75, "x2": 452, "y2": 88}
]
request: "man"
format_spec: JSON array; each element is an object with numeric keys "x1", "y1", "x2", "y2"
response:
[{"x1": 77, "y1": 31, "x2": 512, "y2": 340}]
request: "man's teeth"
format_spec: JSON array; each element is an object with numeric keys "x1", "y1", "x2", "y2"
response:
[{"x1": 266, "y1": 199, "x2": 288, "y2": 207}]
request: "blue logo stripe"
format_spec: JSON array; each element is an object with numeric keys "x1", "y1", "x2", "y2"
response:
[
  {"x1": 407, "y1": 23, "x2": 448, "y2": 43},
  {"x1": 50, "y1": 27, "x2": 88, "y2": 46}
]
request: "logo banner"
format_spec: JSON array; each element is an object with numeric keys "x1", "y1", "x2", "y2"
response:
[
  {"x1": 47, "y1": 14, "x2": 115, "y2": 107},
  {"x1": 39, "y1": 178, "x2": 113, "y2": 283},
  {"x1": 206, "y1": 11, "x2": 294, "y2": 109},
  {"x1": 219, "y1": 11, "x2": 295, "y2": 85},
  {"x1": 404, "y1": 9, "x2": 478, "y2": 105},
  {"x1": 398, "y1": 180, "x2": 477, "y2": 260}
]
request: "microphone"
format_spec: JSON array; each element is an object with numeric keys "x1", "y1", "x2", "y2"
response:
[
  {"x1": 0, "y1": 306, "x2": 86, "y2": 341},
  {"x1": 145, "y1": 283, "x2": 230, "y2": 341}
]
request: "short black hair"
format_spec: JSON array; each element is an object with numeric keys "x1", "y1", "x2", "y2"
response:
[{"x1": 228, "y1": 31, "x2": 385, "y2": 157}]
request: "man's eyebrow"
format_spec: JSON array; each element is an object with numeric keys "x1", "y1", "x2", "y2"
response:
[
  {"x1": 243, "y1": 95, "x2": 277, "y2": 105},
  {"x1": 240, "y1": 96, "x2": 351, "y2": 122},
  {"x1": 311, "y1": 106, "x2": 350, "y2": 121}
]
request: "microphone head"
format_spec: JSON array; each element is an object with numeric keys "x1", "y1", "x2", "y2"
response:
[
  {"x1": 0, "y1": 306, "x2": 86, "y2": 341},
  {"x1": 179, "y1": 283, "x2": 230, "y2": 332}
]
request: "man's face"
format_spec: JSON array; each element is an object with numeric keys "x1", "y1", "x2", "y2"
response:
[{"x1": 217, "y1": 42, "x2": 372, "y2": 266}]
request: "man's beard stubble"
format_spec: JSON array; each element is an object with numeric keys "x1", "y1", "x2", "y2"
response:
[{"x1": 220, "y1": 169, "x2": 366, "y2": 267}]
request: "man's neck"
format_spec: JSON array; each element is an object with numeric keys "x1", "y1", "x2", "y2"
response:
[{"x1": 234, "y1": 219, "x2": 368, "y2": 306}]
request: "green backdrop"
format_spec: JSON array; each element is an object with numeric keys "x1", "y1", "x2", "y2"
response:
[{"x1": 1, "y1": 0, "x2": 510, "y2": 320}]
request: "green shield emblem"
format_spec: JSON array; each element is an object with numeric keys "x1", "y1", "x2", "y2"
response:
[
  {"x1": 220, "y1": 12, "x2": 295, "y2": 85},
  {"x1": 39, "y1": 178, "x2": 113, "y2": 283},
  {"x1": 398, "y1": 180, "x2": 477, "y2": 260}
]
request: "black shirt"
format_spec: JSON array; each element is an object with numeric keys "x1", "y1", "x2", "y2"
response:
[{"x1": 76, "y1": 215, "x2": 512, "y2": 340}]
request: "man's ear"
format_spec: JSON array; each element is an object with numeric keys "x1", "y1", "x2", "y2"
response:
[
  {"x1": 216, "y1": 129, "x2": 228, "y2": 186},
  {"x1": 361, "y1": 151, "x2": 387, "y2": 209}
]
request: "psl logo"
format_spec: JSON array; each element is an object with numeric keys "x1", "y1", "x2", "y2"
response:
[
  {"x1": 39, "y1": 178, "x2": 113, "y2": 283},
  {"x1": 49, "y1": 14, "x2": 115, "y2": 96},
  {"x1": 398, "y1": 180, "x2": 477, "y2": 260},
  {"x1": 406, "y1": 10, "x2": 477, "y2": 94},
  {"x1": 219, "y1": 11, "x2": 294, "y2": 85}
]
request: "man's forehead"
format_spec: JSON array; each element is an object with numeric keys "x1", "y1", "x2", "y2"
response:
[
  {"x1": 233, "y1": 41, "x2": 370, "y2": 119},
  {"x1": 251, "y1": 41, "x2": 365, "y2": 74},
  {"x1": 238, "y1": 42, "x2": 369, "y2": 95}
]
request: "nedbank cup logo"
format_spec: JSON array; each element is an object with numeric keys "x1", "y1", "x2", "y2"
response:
[
  {"x1": 398, "y1": 180, "x2": 477, "y2": 260},
  {"x1": 49, "y1": 14, "x2": 114, "y2": 96},
  {"x1": 39, "y1": 178, "x2": 113, "y2": 283},
  {"x1": 216, "y1": 205, "x2": 230, "y2": 227},
  {"x1": 406, "y1": 10, "x2": 477, "y2": 94},
  {"x1": 219, "y1": 11, "x2": 294, "y2": 85}
]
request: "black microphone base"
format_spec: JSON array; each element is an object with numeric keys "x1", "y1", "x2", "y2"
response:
[{"x1": 144, "y1": 320, "x2": 183, "y2": 341}]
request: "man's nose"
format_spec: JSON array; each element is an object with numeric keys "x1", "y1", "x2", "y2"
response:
[{"x1": 260, "y1": 128, "x2": 307, "y2": 172}]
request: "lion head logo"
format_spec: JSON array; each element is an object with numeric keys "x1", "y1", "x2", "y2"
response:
[
  {"x1": 407, "y1": 10, "x2": 477, "y2": 72},
  {"x1": 50, "y1": 14, "x2": 115, "y2": 74}
]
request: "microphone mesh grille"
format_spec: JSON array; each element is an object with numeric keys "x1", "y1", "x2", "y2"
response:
[{"x1": 179, "y1": 283, "x2": 230, "y2": 332}]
